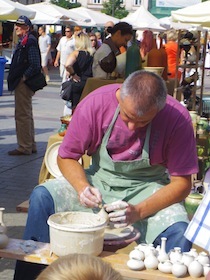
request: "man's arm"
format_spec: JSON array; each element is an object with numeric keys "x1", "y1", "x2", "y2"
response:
[
  {"x1": 57, "y1": 155, "x2": 101, "y2": 207},
  {"x1": 105, "y1": 175, "x2": 192, "y2": 226},
  {"x1": 54, "y1": 51, "x2": 60, "y2": 67}
]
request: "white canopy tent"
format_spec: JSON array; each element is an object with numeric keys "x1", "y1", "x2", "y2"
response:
[
  {"x1": 121, "y1": 5, "x2": 165, "y2": 31},
  {"x1": 28, "y1": 2, "x2": 86, "y2": 23},
  {"x1": 0, "y1": 0, "x2": 36, "y2": 21},
  {"x1": 171, "y1": 1, "x2": 210, "y2": 28},
  {"x1": 159, "y1": 16, "x2": 202, "y2": 30},
  {"x1": 69, "y1": 7, "x2": 119, "y2": 27}
]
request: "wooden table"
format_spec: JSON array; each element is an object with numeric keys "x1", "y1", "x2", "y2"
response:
[{"x1": 0, "y1": 239, "x2": 205, "y2": 280}]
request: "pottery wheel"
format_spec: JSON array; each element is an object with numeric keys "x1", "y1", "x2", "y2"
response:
[{"x1": 104, "y1": 225, "x2": 134, "y2": 240}]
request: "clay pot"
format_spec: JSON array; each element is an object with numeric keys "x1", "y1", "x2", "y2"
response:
[
  {"x1": 158, "y1": 237, "x2": 169, "y2": 262},
  {"x1": 172, "y1": 261, "x2": 188, "y2": 278},
  {"x1": 144, "y1": 248, "x2": 159, "y2": 270},
  {"x1": 127, "y1": 259, "x2": 145, "y2": 271},
  {"x1": 188, "y1": 260, "x2": 203, "y2": 278},
  {"x1": 158, "y1": 260, "x2": 172, "y2": 274},
  {"x1": 0, "y1": 229, "x2": 9, "y2": 249},
  {"x1": 184, "y1": 193, "x2": 203, "y2": 220},
  {"x1": 169, "y1": 247, "x2": 182, "y2": 263}
]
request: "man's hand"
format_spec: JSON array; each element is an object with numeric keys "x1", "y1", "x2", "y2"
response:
[
  {"x1": 79, "y1": 186, "x2": 102, "y2": 208},
  {"x1": 104, "y1": 200, "x2": 140, "y2": 228}
]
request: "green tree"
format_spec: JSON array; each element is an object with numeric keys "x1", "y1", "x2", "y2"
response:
[
  {"x1": 101, "y1": 0, "x2": 128, "y2": 19},
  {"x1": 51, "y1": 0, "x2": 81, "y2": 9}
]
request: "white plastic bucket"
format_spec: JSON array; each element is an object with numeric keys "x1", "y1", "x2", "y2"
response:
[{"x1": 47, "y1": 211, "x2": 107, "y2": 257}]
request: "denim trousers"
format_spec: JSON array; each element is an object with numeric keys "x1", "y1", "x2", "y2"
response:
[{"x1": 14, "y1": 186, "x2": 192, "y2": 280}]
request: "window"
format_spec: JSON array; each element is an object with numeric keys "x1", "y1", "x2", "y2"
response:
[
  {"x1": 134, "y1": 0, "x2": 141, "y2": 6},
  {"x1": 93, "y1": 0, "x2": 101, "y2": 4}
]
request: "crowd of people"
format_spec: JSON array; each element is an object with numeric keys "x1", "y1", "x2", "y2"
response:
[{"x1": 6, "y1": 15, "x2": 209, "y2": 280}]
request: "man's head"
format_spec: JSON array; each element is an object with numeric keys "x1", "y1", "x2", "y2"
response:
[
  {"x1": 65, "y1": 26, "x2": 73, "y2": 38},
  {"x1": 104, "y1": 21, "x2": 114, "y2": 36},
  {"x1": 38, "y1": 25, "x2": 46, "y2": 36},
  {"x1": 117, "y1": 70, "x2": 167, "y2": 130},
  {"x1": 15, "y1": 15, "x2": 32, "y2": 37}
]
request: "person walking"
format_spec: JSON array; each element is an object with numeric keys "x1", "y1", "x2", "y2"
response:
[
  {"x1": 54, "y1": 26, "x2": 75, "y2": 82},
  {"x1": 7, "y1": 16, "x2": 42, "y2": 156},
  {"x1": 38, "y1": 25, "x2": 51, "y2": 82}
]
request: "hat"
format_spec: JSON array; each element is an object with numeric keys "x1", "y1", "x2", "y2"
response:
[{"x1": 16, "y1": 15, "x2": 32, "y2": 27}]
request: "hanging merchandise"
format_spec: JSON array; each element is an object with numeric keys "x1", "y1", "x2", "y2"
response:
[{"x1": 125, "y1": 30, "x2": 142, "y2": 78}]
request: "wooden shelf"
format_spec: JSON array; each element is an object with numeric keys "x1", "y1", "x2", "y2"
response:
[{"x1": 174, "y1": 29, "x2": 208, "y2": 113}]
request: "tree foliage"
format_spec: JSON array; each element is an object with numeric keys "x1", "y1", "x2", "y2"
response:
[
  {"x1": 101, "y1": 0, "x2": 128, "y2": 19},
  {"x1": 51, "y1": 0, "x2": 81, "y2": 9}
]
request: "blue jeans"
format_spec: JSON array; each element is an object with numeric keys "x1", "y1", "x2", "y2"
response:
[
  {"x1": 24, "y1": 186, "x2": 192, "y2": 251},
  {"x1": 23, "y1": 186, "x2": 55, "y2": 243},
  {"x1": 153, "y1": 222, "x2": 192, "y2": 253}
]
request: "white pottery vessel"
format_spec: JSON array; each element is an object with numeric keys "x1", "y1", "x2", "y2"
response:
[
  {"x1": 197, "y1": 252, "x2": 210, "y2": 266},
  {"x1": 169, "y1": 247, "x2": 182, "y2": 263},
  {"x1": 203, "y1": 264, "x2": 210, "y2": 277},
  {"x1": 0, "y1": 228, "x2": 9, "y2": 249},
  {"x1": 181, "y1": 252, "x2": 194, "y2": 267},
  {"x1": 129, "y1": 249, "x2": 145, "y2": 261},
  {"x1": 172, "y1": 261, "x2": 187, "y2": 278},
  {"x1": 144, "y1": 244, "x2": 155, "y2": 257},
  {"x1": 127, "y1": 259, "x2": 145, "y2": 271},
  {"x1": 189, "y1": 248, "x2": 198, "y2": 258},
  {"x1": 0, "y1": 207, "x2": 7, "y2": 234},
  {"x1": 136, "y1": 243, "x2": 148, "y2": 254},
  {"x1": 188, "y1": 260, "x2": 203, "y2": 278},
  {"x1": 144, "y1": 248, "x2": 159, "y2": 270},
  {"x1": 158, "y1": 260, "x2": 172, "y2": 274},
  {"x1": 158, "y1": 237, "x2": 169, "y2": 262}
]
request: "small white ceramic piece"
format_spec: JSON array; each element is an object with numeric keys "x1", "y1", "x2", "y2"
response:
[
  {"x1": 158, "y1": 260, "x2": 173, "y2": 274},
  {"x1": 188, "y1": 259, "x2": 203, "y2": 278},
  {"x1": 129, "y1": 249, "x2": 145, "y2": 261},
  {"x1": 189, "y1": 248, "x2": 198, "y2": 258},
  {"x1": 127, "y1": 259, "x2": 145, "y2": 271},
  {"x1": 144, "y1": 248, "x2": 159, "y2": 270},
  {"x1": 158, "y1": 237, "x2": 169, "y2": 262},
  {"x1": 169, "y1": 247, "x2": 182, "y2": 263},
  {"x1": 197, "y1": 252, "x2": 210, "y2": 266},
  {"x1": 172, "y1": 261, "x2": 187, "y2": 278},
  {"x1": 136, "y1": 243, "x2": 148, "y2": 254},
  {"x1": 0, "y1": 207, "x2": 6, "y2": 234},
  {"x1": 203, "y1": 264, "x2": 210, "y2": 277},
  {"x1": 181, "y1": 252, "x2": 194, "y2": 267},
  {"x1": 0, "y1": 228, "x2": 9, "y2": 249}
]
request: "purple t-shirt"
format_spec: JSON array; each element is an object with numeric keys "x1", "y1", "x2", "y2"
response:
[{"x1": 59, "y1": 84, "x2": 198, "y2": 176}]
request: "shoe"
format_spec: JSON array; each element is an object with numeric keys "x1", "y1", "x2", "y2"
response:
[
  {"x1": 8, "y1": 149, "x2": 30, "y2": 156},
  {"x1": 45, "y1": 75, "x2": 50, "y2": 82}
]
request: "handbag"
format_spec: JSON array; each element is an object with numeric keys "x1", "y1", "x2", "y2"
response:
[
  {"x1": 60, "y1": 79, "x2": 73, "y2": 101},
  {"x1": 24, "y1": 72, "x2": 47, "y2": 92}
]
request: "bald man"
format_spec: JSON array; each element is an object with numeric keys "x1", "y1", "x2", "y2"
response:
[{"x1": 104, "y1": 21, "x2": 115, "y2": 39}]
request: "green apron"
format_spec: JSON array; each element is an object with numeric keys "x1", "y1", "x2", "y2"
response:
[{"x1": 43, "y1": 105, "x2": 189, "y2": 243}]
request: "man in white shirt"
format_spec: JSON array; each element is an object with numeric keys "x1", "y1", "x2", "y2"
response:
[
  {"x1": 38, "y1": 25, "x2": 52, "y2": 82},
  {"x1": 54, "y1": 26, "x2": 75, "y2": 82}
]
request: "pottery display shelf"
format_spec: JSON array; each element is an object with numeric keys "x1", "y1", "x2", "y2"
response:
[{"x1": 0, "y1": 238, "x2": 205, "y2": 280}]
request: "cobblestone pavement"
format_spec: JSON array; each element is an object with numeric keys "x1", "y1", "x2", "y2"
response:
[
  {"x1": 0, "y1": 66, "x2": 210, "y2": 279},
  {"x1": 0, "y1": 67, "x2": 63, "y2": 280}
]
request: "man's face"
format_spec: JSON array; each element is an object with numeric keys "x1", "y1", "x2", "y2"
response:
[
  {"x1": 117, "y1": 90, "x2": 158, "y2": 130},
  {"x1": 38, "y1": 27, "x2": 43, "y2": 35},
  {"x1": 15, "y1": 24, "x2": 29, "y2": 37},
  {"x1": 115, "y1": 31, "x2": 132, "y2": 48},
  {"x1": 65, "y1": 29, "x2": 72, "y2": 38}
]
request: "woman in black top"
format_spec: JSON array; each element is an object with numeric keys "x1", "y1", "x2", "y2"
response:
[{"x1": 65, "y1": 33, "x2": 94, "y2": 110}]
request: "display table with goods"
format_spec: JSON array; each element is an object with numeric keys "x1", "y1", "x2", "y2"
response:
[{"x1": 0, "y1": 238, "x2": 208, "y2": 280}]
